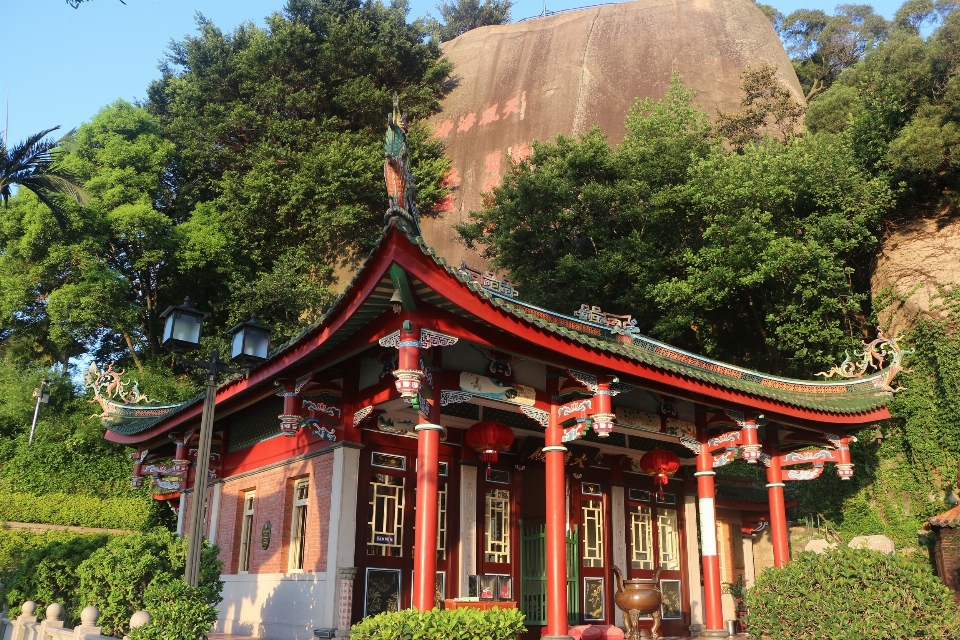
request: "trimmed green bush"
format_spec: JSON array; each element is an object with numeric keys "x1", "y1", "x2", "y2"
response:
[
  {"x1": 0, "y1": 492, "x2": 153, "y2": 530},
  {"x1": 128, "y1": 578, "x2": 219, "y2": 640},
  {"x1": 351, "y1": 607, "x2": 526, "y2": 640},
  {"x1": 746, "y1": 546, "x2": 960, "y2": 639},
  {"x1": 76, "y1": 529, "x2": 223, "y2": 636},
  {"x1": 0, "y1": 532, "x2": 110, "y2": 625}
]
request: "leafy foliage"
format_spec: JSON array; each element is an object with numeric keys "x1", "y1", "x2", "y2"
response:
[
  {"x1": 746, "y1": 546, "x2": 960, "y2": 639},
  {"x1": 0, "y1": 529, "x2": 221, "y2": 635},
  {"x1": 459, "y1": 73, "x2": 891, "y2": 375},
  {"x1": 0, "y1": 533, "x2": 109, "y2": 626},
  {"x1": 781, "y1": 5, "x2": 890, "y2": 100},
  {"x1": 351, "y1": 606, "x2": 527, "y2": 640},
  {"x1": 432, "y1": 0, "x2": 513, "y2": 42},
  {"x1": 145, "y1": 0, "x2": 452, "y2": 344},
  {"x1": 0, "y1": 127, "x2": 88, "y2": 230},
  {"x1": 0, "y1": 493, "x2": 154, "y2": 530},
  {"x1": 127, "y1": 578, "x2": 219, "y2": 640},
  {"x1": 75, "y1": 529, "x2": 223, "y2": 636}
]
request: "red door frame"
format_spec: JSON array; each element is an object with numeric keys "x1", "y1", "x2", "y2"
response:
[
  {"x1": 622, "y1": 471, "x2": 690, "y2": 636},
  {"x1": 352, "y1": 430, "x2": 461, "y2": 622}
]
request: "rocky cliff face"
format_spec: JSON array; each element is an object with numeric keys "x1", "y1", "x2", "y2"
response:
[
  {"x1": 422, "y1": 0, "x2": 803, "y2": 268},
  {"x1": 872, "y1": 215, "x2": 960, "y2": 335}
]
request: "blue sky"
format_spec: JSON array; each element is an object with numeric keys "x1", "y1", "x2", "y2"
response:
[{"x1": 1, "y1": 0, "x2": 908, "y2": 146}]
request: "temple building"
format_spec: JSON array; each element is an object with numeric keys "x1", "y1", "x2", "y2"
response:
[{"x1": 98, "y1": 109, "x2": 901, "y2": 640}]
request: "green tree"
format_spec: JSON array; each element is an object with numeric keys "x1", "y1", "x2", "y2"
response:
[
  {"x1": 0, "y1": 127, "x2": 88, "y2": 229},
  {"x1": 146, "y1": 0, "x2": 452, "y2": 343},
  {"x1": 0, "y1": 101, "x2": 176, "y2": 367},
  {"x1": 433, "y1": 0, "x2": 513, "y2": 42},
  {"x1": 459, "y1": 74, "x2": 892, "y2": 375},
  {"x1": 781, "y1": 5, "x2": 890, "y2": 99}
]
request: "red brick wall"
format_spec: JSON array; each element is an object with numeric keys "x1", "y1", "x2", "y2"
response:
[{"x1": 186, "y1": 453, "x2": 335, "y2": 575}]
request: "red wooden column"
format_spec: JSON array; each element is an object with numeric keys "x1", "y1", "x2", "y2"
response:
[
  {"x1": 544, "y1": 382, "x2": 571, "y2": 639},
  {"x1": 391, "y1": 319, "x2": 437, "y2": 612},
  {"x1": 765, "y1": 428, "x2": 790, "y2": 568},
  {"x1": 695, "y1": 409, "x2": 727, "y2": 637}
]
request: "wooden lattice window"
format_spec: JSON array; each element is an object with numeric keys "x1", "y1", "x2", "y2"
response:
[
  {"x1": 630, "y1": 504, "x2": 654, "y2": 570},
  {"x1": 437, "y1": 483, "x2": 447, "y2": 560},
  {"x1": 582, "y1": 499, "x2": 604, "y2": 568},
  {"x1": 658, "y1": 508, "x2": 680, "y2": 570},
  {"x1": 484, "y1": 488, "x2": 511, "y2": 563},
  {"x1": 368, "y1": 474, "x2": 405, "y2": 556}
]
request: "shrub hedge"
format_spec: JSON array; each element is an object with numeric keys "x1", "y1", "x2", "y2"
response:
[
  {"x1": 0, "y1": 532, "x2": 109, "y2": 625},
  {"x1": 351, "y1": 607, "x2": 527, "y2": 640},
  {"x1": 746, "y1": 546, "x2": 960, "y2": 640},
  {"x1": 128, "y1": 577, "x2": 220, "y2": 640},
  {"x1": 0, "y1": 492, "x2": 152, "y2": 530},
  {"x1": 0, "y1": 529, "x2": 222, "y2": 636}
]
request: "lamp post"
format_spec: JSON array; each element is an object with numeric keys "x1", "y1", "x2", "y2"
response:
[
  {"x1": 28, "y1": 379, "x2": 51, "y2": 444},
  {"x1": 159, "y1": 298, "x2": 273, "y2": 587}
]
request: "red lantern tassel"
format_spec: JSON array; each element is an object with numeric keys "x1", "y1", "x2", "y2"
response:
[{"x1": 655, "y1": 474, "x2": 668, "y2": 499}]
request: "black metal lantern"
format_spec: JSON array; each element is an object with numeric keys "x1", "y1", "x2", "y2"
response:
[
  {"x1": 159, "y1": 297, "x2": 209, "y2": 354},
  {"x1": 227, "y1": 313, "x2": 274, "y2": 367}
]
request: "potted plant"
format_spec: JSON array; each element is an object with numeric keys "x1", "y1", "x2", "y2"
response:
[{"x1": 723, "y1": 574, "x2": 747, "y2": 633}]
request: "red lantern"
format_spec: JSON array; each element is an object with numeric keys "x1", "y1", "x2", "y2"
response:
[
  {"x1": 466, "y1": 421, "x2": 515, "y2": 478},
  {"x1": 638, "y1": 449, "x2": 681, "y2": 498}
]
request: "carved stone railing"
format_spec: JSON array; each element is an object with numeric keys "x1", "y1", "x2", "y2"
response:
[{"x1": 0, "y1": 602, "x2": 151, "y2": 640}]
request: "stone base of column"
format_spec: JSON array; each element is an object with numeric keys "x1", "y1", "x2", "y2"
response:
[
  {"x1": 542, "y1": 635, "x2": 575, "y2": 640},
  {"x1": 699, "y1": 630, "x2": 730, "y2": 637}
]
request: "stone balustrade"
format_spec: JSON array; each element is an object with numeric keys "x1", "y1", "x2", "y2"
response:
[{"x1": 0, "y1": 602, "x2": 151, "y2": 640}]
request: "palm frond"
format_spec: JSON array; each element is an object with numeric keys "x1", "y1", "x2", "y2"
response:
[
  {"x1": 0, "y1": 124, "x2": 86, "y2": 231},
  {"x1": 19, "y1": 182, "x2": 70, "y2": 229}
]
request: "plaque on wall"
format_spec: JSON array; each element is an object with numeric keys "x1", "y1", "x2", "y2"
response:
[
  {"x1": 660, "y1": 580, "x2": 682, "y2": 619},
  {"x1": 365, "y1": 568, "x2": 401, "y2": 617},
  {"x1": 584, "y1": 577, "x2": 604, "y2": 621},
  {"x1": 261, "y1": 521, "x2": 271, "y2": 550}
]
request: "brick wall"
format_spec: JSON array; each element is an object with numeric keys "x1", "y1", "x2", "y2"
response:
[{"x1": 185, "y1": 453, "x2": 335, "y2": 575}]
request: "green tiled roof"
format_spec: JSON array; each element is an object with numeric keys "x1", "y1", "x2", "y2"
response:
[{"x1": 107, "y1": 226, "x2": 894, "y2": 438}]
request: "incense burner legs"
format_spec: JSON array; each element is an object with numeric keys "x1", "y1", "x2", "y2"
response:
[{"x1": 613, "y1": 565, "x2": 663, "y2": 640}]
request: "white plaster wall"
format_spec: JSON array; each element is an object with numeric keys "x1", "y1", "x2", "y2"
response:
[
  {"x1": 321, "y1": 445, "x2": 361, "y2": 630},
  {"x1": 742, "y1": 535, "x2": 756, "y2": 587},
  {"x1": 683, "y1": 493, "x2": 703, "y2": 626},
  {"x1": 215, "y1": 572, "x2": 330, "y2": 639},
  {"x1": 459, "y1": 465, "x2": 478, "y2": 597}
]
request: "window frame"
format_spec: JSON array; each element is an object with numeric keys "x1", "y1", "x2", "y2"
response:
[
  {"x1": 238, "y1": 491, "x2": 256, "y2": 573},
  {"x1": 288, "y1": 478, "x2": 310, "y2": 572}
]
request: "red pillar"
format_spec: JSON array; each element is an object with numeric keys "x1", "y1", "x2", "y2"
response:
[
  {"x1": 409, "y1": 323, "x2": 441, "y2": 612},
  {"x1": 696, "y1": 411, "x2": 725, "y2": 635},
  {"x1": 765, "y1": 429, "x2": 790, "y2": 568},
  {"x1": 544, "y1": 395, "x2": 570, "y2": 638}
]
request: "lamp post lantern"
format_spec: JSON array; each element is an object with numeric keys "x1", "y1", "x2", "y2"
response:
[
  {"x1": 28, "y1": 379, "x2": 51, "y2": 445},
  {"x1": 159, "y1": 299, "x2": 272, "y2": 587}
]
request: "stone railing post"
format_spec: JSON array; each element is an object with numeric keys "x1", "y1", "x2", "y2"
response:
[
  {"x1": 39, "y1": 603, "x2": 65, "y2": 639},
  {"x1": 121, "y1": 612, "x2": 151, "y2": 640},
  {"x1": 72, "y1": 607, "x2": 101, "y2": 639},
  {"x1": 10, "y1": 602, "x2": 37, "y2": 640}
]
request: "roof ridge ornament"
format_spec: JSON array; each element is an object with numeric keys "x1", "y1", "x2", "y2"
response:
[
  {"x1": 816, "y1": 327, "x2": 911, "y2": 392},
  {"x1": 383, "y1": 94, "x2": 422, "y2": 237}
]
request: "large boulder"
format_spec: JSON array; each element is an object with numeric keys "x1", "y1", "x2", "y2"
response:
[{"x1": 423, "y1": 0, "x2": 803, "y2": 267}]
